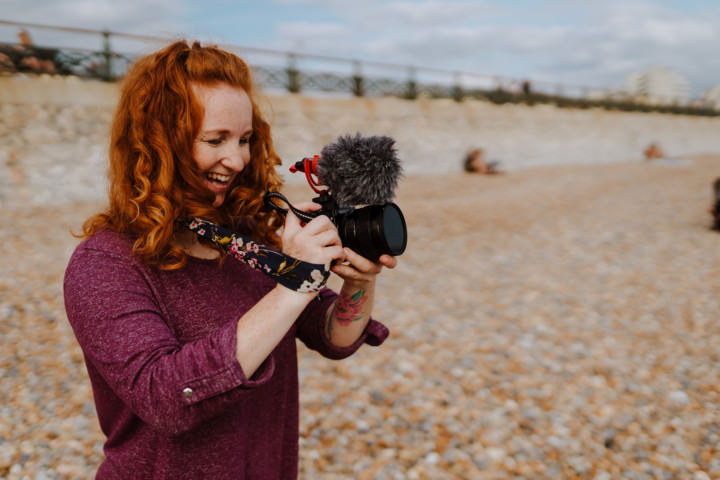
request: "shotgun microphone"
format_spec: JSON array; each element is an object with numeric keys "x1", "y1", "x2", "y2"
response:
[{"x1": 290, "y1": 133, "x2": 402, "y2": 206}]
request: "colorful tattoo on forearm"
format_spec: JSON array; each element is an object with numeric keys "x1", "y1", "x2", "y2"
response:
[{"x1": 333, "y1": 289, "x2": 367, "y2": 326}]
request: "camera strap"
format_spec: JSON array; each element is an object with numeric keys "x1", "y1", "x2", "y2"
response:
[{"x1": 184, "y1": 218, "x2": 331, "y2": 293}]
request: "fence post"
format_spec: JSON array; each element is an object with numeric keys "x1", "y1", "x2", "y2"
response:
[
  {"x1": 352, "y1": 60, "x2": 364, "y2": 97},
  {"x1": 406, "y1": 66, "x2": 417, "y2": 100},
  {"x1": 102, "y1": 30, "x2": 112, "y2": 81},
  {"x1": 286, "y1": 53, "x2": 300, "y2": 93}
]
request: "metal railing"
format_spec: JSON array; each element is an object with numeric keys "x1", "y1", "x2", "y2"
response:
[{"x1": 1, "y1": 19, "x2": 718, "y2": 116}]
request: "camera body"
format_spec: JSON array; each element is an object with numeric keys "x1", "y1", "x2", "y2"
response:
[
  {"x1": 263, "y1": 189, "x2": 407, "y2": 262},
  {"x1": 265, "y1": 134, "x2": 407, "y2": 261},
  {"x1": 307, "y1": 191, "x2": 407, "y2": 261}
]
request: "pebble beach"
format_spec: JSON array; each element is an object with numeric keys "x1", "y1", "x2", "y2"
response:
[{"x1": 1, "y1": 155, "x2": 719, "y2": 479}]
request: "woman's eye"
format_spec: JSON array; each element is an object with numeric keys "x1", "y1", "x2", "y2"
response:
[
  {"x1": 206, "y1": 138, "x2": 223, "y2": 146},
  {"x1": 239, "y1": 136, "x2": 251, "y2": 145}
]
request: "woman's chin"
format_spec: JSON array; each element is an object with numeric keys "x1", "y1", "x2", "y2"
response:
[{"x1": 212, "y1": 194, "x2": 225, "y2": 208}]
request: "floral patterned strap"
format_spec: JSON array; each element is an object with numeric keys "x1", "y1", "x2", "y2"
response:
[{"x1": 184, "y1": 218, "x2": 330, "y2": 293}]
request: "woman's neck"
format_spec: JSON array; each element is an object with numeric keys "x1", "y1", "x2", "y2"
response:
[{"x1": 173, "y1": 229, "x2": 220, "y2": 260}]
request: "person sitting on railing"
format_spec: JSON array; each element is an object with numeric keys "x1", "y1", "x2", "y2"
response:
[
  {"x1": 18, "y1": 29, "x2": 57, "y2": 73},
  {"x1": 0, "y1": 51, "x2": 14, "y2": 72},
  {"x1": 0, "y1": 29, "x2": 57, "y2": 74}
]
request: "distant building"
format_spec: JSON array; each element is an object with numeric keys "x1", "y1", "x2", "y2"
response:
[
  {"x1": 624, "y1": 72, "x2": 643, "y2": 96},
  {"x1": 624, "y1": 66, "x2": 691, "y2": 105},
  {"x1": 701, "y1": 85, "x2": 720, "y2": 110}
]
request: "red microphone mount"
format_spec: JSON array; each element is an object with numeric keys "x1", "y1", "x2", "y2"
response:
[{"x1": 289, "y1": 154, "x2": 324, "y2": 194}]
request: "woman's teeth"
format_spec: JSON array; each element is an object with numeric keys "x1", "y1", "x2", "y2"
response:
[{"x1": 207, "y1": 172, "x2": 230, "y2": 184}]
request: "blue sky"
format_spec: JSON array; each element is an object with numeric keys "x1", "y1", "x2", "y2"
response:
[{"x1": 2, "y1": 0, "x2": 720, "y2": 96}]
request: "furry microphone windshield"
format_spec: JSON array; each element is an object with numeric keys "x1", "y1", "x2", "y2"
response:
[{"x1": 317, "y1": 133, "x2": 403, "y2": 207}]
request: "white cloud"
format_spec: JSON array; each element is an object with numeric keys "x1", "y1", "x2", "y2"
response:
[
  {"x1": 372, "y1": 1, "x2": 488, "y2": 26},
  {"x1": 307, "y1": 0, "x2": 720, "y2": 95},
  {"x1": 2, "y1": 0, "x2": 188, "y2": 35},
  {"x1": 275, "y1": 21, "x2": 349, "y2": 45}
]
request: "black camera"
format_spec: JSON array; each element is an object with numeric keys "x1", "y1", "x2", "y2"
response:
[
  {"x1": 263, "y1": 190, "x2": 407, "y2": 262},
  {"x1": 264, "y1": 134, "x2": 408, "y2": 262}
]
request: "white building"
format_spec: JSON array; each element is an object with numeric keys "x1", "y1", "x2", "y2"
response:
[
  {"x1": 624, "y1": 66, "x2": 691, "y2": 105},
  {"x1": 624, "y1": 72, "x2": 643, "y2": 95},
  {"x1": 701, "y1": 85, "x2": 720, "y2": 109}
]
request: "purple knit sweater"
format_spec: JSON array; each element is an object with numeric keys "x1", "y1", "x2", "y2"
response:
[{"x1": 63, "y1": 230, "x2": 388, "y2": 479}]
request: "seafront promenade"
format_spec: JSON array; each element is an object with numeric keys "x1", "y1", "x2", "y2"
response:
[{"x1": 3, "y1": 75, "x2": 720, "y2": 212}]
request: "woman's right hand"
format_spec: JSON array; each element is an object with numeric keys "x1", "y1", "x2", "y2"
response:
[{"x1": 281, "y1": 202, "x2": 345, "y2": 266}]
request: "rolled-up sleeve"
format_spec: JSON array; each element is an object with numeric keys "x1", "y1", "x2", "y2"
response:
[
  {"x1": 295, "y1": 288, "x2": 389, "y2": 360},
  {"x1": 64, "y1": 247, "x2": 272, "y2": 436}
]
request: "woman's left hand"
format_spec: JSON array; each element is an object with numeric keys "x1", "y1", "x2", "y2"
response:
[{"x1": 330, "y1": 249, "x2": 397, "y2": 286}]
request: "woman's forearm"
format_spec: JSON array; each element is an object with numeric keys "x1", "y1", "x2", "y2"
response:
[
  {"x1": 326, "y1": 280, "x2": 376, "y2": 347},
  {"x1": 235, "y1": 285, "x2": 316, "y2": 378}
]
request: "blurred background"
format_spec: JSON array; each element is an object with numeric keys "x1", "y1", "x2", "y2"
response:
[{"x1": 1, "y1": 1, "x2": 719, "y2": 479}]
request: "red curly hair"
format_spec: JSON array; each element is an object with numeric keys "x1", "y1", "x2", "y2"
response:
[{"x1": 82, "y1": 40, "x2": 284, "y2": 269}]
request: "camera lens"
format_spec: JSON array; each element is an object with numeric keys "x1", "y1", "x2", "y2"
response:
[
  {"x1": 381, "y1": 203, "x2": 406, "y2": 255},
  {"x1": 338, "y1": 203, "x2": 407, "y2": 261}
]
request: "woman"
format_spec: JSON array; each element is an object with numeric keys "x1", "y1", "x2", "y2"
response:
[{"x1": 63, "y1": 40, "x2": 396, "y2": 479}]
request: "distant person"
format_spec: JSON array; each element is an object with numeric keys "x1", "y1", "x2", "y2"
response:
[
  {"x1": 63, "y1": 40, "x2": 397, "y2": 479},
  {"x1": 13, "y1": 29, "x2": 56, "y2": 74},
  {"x1": 644, "y1": 142, "x2": 666, "y2": 160},
  {"x1": 0, "y1": 29, "x2": 56, "y2": 73},
  {"x1": 464, "y1": 148, "x2": 503, "y2": 174},
  {"x1": 0, "y1": 51, "x2": 13, "y2": 72},
  {"x1": 711, "y1": 177, "x2": 720, "y2": 231}
]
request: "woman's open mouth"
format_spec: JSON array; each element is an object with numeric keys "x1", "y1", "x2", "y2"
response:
[{"x1": 205, "y1": 172, "x2": 232, "y2": 192}]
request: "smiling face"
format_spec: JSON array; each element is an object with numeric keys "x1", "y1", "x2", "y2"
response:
[{"x1": 191, "y1": 82, "x2": 253, "y2": 208}]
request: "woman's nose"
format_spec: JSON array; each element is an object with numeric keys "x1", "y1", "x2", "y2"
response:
[{"x1": 221, "y1": 144, "x2": 247, "y2": 171}]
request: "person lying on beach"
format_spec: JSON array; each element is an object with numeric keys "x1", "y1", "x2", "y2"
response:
[
  {"x1": 644, "y1": 142, "x2": 666, "y2": 160},
  {"x1": 464, "y1": 148, "x2": 503, "y2": 174},
  {"x1": 63, "y1": 40, "x2": 397, "y2": 479}
]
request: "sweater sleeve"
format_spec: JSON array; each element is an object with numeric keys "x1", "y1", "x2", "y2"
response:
[
  {"x1": 295, "y1": 287, "x2": 390, "y2": 360},
  {"x1": 63, "y1": 245, "x2": 273, "y2": 436}
]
